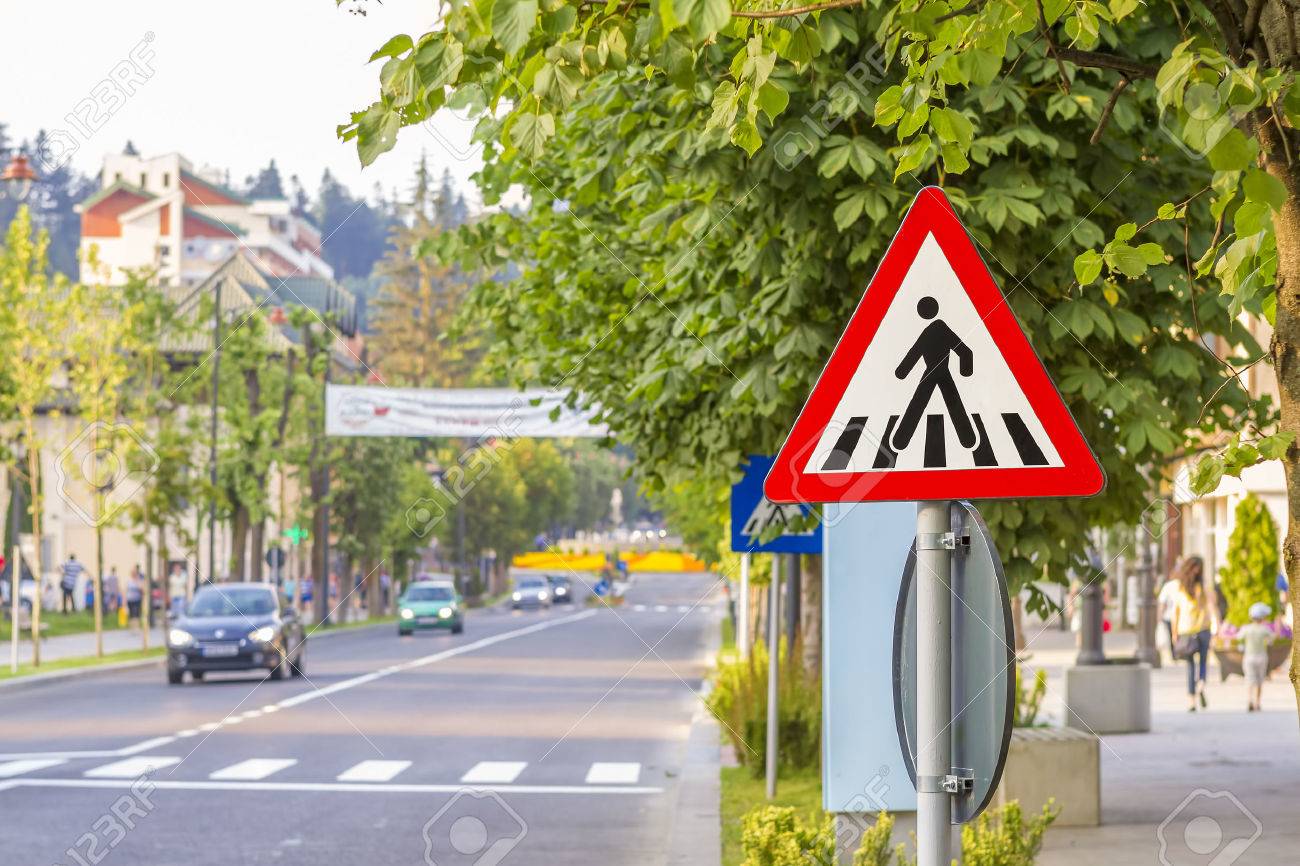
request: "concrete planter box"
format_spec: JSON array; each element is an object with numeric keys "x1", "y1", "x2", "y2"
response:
[
  {"x1": 993, "y1": 727, "x2": 1099, "y2": 827},
  {"x1": 1063, "y1": 661, "x2": 1151, "y2": 734}
]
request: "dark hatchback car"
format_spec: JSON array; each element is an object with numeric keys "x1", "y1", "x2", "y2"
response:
[
  {"x1": 167, "y1": 583, "x2": 305, "y2": 685},
  {"x1": 546, "y1": 574, "x2": 575, "y2": 603}
]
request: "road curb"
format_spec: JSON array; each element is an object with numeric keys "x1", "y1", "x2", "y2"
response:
[
  {"x1": 0, "y1": 619, "x2": 397, "y2": 696},
  {"x1": 0, "y1": 655, "x2": 165, "y2": 696}
]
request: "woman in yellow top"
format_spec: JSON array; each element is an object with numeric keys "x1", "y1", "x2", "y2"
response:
[{"x1": 1170, "y1": 556, "x2": 1215, "y2": 712}]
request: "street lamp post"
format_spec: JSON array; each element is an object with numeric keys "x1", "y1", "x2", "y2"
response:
[
  {"x1": 0, "y1": 153, "x2": 39, "y2": 203},
  {"x1": 1135, "y1": 524, "x2": 1161, "y2": 666}
]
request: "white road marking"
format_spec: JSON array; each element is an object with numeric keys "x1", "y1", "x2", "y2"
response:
[
  {"x1": 337, "y1": 760, "x2": 412, "y2": 783},
  {"x1": 209, "y1": 758, "x2": 298, "y2": 781},
  {"x1": 461, "y1": 761, "x2": 527, "y2": 784},
  {"x1": 633, "y1": 604, "x2": 647, "y2": 612},
  {"x1": 85, "y1": 756, "x2": 180, "y2": 778},
  {"x1": 0, "y1": 758, "x2": 65, "y2": 778},
  {"x1": 0, "y1": 777, "x2": 664, "y2": 796},
  {"x1": 175, "y1": 730, "x2": 199, "y2": 738},
  {"x1": 585, "y1": 762, "x2": 641, "y2": 784},
  {"x1": 276, "y1": 610, "x2": 596, "y2": 711},
  {"x1": 676, "y1": 605, "x2": 691, "y2": 613},
  {"x1": 1, "y1": 611, "x2": 599, "y2": 763},
  {"x1": 0, "y1": 735, "x2": 177, "y2": 763},
  {"x1": 654, "y1": 605, "x2": 669, "y2": 613}
]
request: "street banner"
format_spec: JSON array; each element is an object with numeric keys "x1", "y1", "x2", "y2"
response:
[
  {"x1": 764, "y1": 186, "x2": 1103, "y2": 503},
  {"x1": 325, "y1": 384, "x2": 607, "y2": 438}
]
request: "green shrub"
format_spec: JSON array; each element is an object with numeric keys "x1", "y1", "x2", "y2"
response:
[
  {"x1": 739, "y1": 805, "x2": 834, "y2": 866},
  {"x1": 708, "y1": 638, "x2": 821, "y2": 777},
  {"x1": 961, "y1": 800, "x2": 1059, "y2": 866},
  {"x1": 851, "y1": 812, "x2": 914, "y2": 866},
  {"x1": 738, "y1": 801, "x2": 1055, "y2": 866},
  {"x1": 1013, "y1": 666, "x2": 1048, "y2": 727},
  {"x1": 1219, "y1": 494, "x2": 1280, "y2": 625}
]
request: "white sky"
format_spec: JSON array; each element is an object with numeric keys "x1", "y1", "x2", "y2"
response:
[{"x1": 0, "y1": 0, "x2": 485, "y2": 208}]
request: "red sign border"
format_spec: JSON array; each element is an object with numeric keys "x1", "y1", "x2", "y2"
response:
[{"x1": 764, "y1": 186, "x2": 1105, "y2": 504}]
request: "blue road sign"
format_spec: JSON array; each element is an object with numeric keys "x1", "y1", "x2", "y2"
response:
[
  {"x1": 593, "y1": 578, "x2": 610, "y2": 597},
  {"x1": 730, "y1": 455, "x2": 823, "y2": 554}
]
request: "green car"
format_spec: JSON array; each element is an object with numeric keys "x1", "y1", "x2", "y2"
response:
[{"x1": 397, "y1": 580, "x2": 464, "y2": 635}]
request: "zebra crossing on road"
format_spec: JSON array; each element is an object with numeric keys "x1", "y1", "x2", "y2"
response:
[{"x1": 35, "y1": 755, "x2": 650, "y2": 788}]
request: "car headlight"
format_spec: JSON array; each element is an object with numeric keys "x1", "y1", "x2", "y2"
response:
[
  {"x1": 248, "y1": 626, "x2": 277, "y2": 643},
  {"x1": 512, "y1": 592, "x2": 522, "y2": 601},
  {"x1": 400, "y1": 608, "x2": 414, "y2": 619},
  {"x1": 438, "y1": 607, "x2": 453, "y2": 619},
  {"x1": 168, "y1": 628, "x2": 194, "y2": 647},
  {"x1": 538, "y1": 591, "x2": 549, "y2": 600}
]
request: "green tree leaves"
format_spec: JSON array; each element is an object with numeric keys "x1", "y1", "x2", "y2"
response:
[{"x1": 492, "y1": 0, "x2": 538, "y2": 55}]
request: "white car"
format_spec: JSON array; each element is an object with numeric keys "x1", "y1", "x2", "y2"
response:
[{"x1": 511, "y1": 576, "x2": 552, "y2": 609}]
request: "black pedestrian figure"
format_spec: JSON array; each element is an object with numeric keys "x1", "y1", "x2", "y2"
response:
[{"x1": 892, "y1": 296, "x2": 976, "y2": 452}]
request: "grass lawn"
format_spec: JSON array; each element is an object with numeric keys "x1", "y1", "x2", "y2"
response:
[
  {"x1": 302, "y1": 612, "x2": 398, "y2": 635},
  {"x1": 0, "y1": 647, "x2": 164, "y2": 682},
  {"x1": 0, "y1": 608, "x2": 128, "y2": 642},
  {"x1": 720, "y1": 765, "x2": 823, "y2": 866}
]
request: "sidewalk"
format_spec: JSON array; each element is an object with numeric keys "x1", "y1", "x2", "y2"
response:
[
  {"x1": 1020, "y1": 623, "x2": 1299, "y2": 865},
  {"x1": 7, "y1": 622, "x2": 165, "y2": 665}
]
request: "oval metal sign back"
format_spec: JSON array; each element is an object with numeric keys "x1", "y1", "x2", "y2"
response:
[{"x1": 892, "y1": 500, "x2": 1014, "y2": 824}]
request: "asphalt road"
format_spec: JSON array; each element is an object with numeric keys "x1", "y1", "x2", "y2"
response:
[{"x1": 0, "y1": 571, "x2": 724, "y2": 866}]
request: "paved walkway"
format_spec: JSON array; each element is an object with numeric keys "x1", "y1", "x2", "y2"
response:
[
  {"x1": 7, "y1": 622, "x2": 166, "y2": 665},
  {"x1": 1020, "y1": 622, "x2": 1298, "y2": 865}
]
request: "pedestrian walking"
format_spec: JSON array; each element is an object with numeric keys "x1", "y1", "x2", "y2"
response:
[
  {"x1": 126, "y1": 567, "x2": 143, "y2": 622},
  {"x1": 60, "y1": 554, "x2": 83, "y2": 614},
  {"x1": 1238, "y1": 602, "x2": 1274, "y2": 712},
  {"x1": 1170, "y1": 555, "x2": 1214, "y2": 712},
  {"x1": 167, "y1": 563, "x2": 187, "y2": 614},
  {"x1": 1156, "y1": 567, "x2": 1183, "y2": 661},
  {"x1": 104, "y1": 566, "x2": 121, "y2": 613}
]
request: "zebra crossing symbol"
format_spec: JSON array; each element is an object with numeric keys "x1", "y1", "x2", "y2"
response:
[{"x1": 764, "y1": 186, "x2": 1104, "y2": 504}]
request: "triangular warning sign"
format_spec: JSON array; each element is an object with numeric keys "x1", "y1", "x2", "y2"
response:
[{"x1": 765, "y1": 186, "x2": 1104, "y2": 504}]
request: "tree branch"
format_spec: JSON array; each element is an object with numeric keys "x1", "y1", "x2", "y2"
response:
[
  {"x1": 1090, "y1": 76, "x2": 1130, "y2": 144},
  {"x1": 1038, "y1": 0, "x2": 1071, "y2": 93},
  {"x1": 1054, "y1": 46, "x2": 1161, "y2": 79},
  {"x1": 729, "y1": 0, "x2": 862, "y2": 18},
  {"x1": 936, "y1": 1, "x2": 982, "y2": 23}
]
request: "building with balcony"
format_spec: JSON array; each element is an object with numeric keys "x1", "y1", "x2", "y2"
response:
[{"x1": 77, "y1": 151, "x2": 332, "y2": 286}]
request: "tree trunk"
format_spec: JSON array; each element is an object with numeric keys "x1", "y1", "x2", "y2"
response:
[
  {"x1": 1261, "y1": 115, "x2": 1300, "y2": 721},
  {"x1": 230, "y1": 505, "x2": 249, "y2": 581},
  {"x1": 249, "y1": 520, "x2": 264, "y2": 582},
  {"x1": 94, "y1": 521, "x2": 104, "y2": 658},
  {"x1": 365, "y1": 557, "x2": 381, "y2": 619},
  {"x1": 800, "y1": 554, "x2": 822, "y2": 674}
]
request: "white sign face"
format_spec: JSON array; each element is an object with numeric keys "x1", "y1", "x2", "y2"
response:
[
  {"x1": 805, "y1": 234, "x2": 1063, "y2": 475},
  {"x1": 325, "y1": 385, "x2": 607, "y2": 438},
  {"x1": 740, "y1": 498, "x2": 817, "y2": 540}
]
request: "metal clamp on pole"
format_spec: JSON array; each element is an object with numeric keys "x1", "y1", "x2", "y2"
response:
[
  {"x1": 916, "y1": 769, "x2": 975, "y2": 795},
  {"x1": 916, "y1": 531, "x2": 957, "y2": 551},
  {"x1": 941, "y1": 768, "x2": 975, "y2": 795}
]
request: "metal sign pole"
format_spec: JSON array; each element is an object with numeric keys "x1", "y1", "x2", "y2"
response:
[
  {"x1": 738, "y1": 553, "x2": 750, "y2": 660},
  {"x1": 916, "y1": 501, "x2": 952, "y2": 866},
  {"x1": 765, "y1": 553, "x2": 781, "y2": 799}
]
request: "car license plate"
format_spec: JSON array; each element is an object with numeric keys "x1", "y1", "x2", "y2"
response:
[
  {"x1": 417, "y1": 617, "x2": 440, "y2": 625},
  {"x1": 200, "y1": 643, "x2": 239, "y2": 657}
]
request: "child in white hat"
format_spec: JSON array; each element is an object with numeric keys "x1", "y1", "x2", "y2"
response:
[{"x1": 1238, "y1": 602, "x2": 1274, "y2": 712}]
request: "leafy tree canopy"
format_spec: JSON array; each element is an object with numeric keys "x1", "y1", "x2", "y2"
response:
[{"x1": 342, "y1": 0, "x2": 1272, "y2": 606}]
